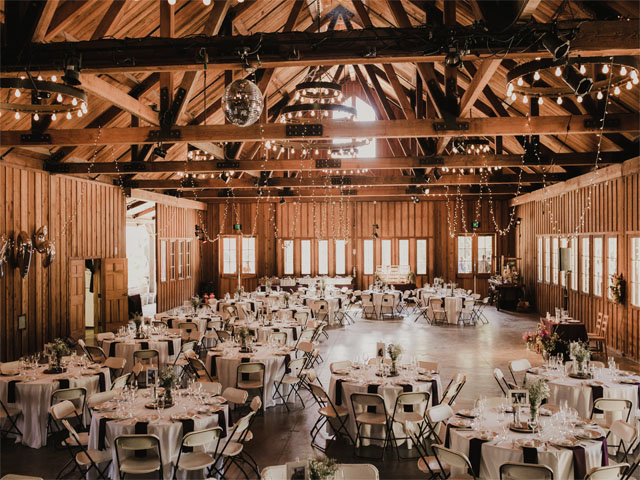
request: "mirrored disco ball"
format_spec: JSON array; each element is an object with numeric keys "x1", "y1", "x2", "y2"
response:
[{"x1": 222, "y1": 79, "x2": 264, "y2": 127}]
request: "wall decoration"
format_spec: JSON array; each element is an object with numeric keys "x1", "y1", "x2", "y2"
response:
[
  {"x1": 33, "y1": 225, "x2": 56, "y2": 267},
  {"x1": 15, "y1": 231, "x2": 33, "y2": 278},
  {"x1": 0, "y1": 234, "x2": 9, "y2": 278}
]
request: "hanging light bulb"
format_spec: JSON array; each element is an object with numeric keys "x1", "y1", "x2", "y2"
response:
[
  {"x1": 630, "y1": 70, "x2": 638, "y2": 80},
  {"x1": 614, "y1": 86, "x2": 621, "y2": 95},
  {"x1": 203, "y1": 0, "x2": 211, "y2": 4},
  {"x1": 577, "y1": 95, "x2": 583, "y2": 103},
  {"x1": 507, "y1": 83, "x2": 514, "y2": 95},
  {"x1": 77, "y1": 110, "x2": 83, "y2": 117},
  {"x1": 37, "y1": 75, "x2": 43, "y2": 81},
  {"x1": 579, "y1": 64, "x2": 586, "y2": 75},
  {"x1": 555, "y1": 67, "x2": 562, "y2": 77},
  {"x1": 511, "y1": 92, "x2": 517, "y2": 101},
  {"x1": 168, "y1": 0, "x2": 176, "y2": 4},
  {"x1": 533, "y1": 71, "x2": 541, "y2": 80},
  {"x1": 265, "y1": 140, "x2": 271, "y2": 148},
  {"x1": 34, "y1": 113, "x2": 39, "y2": 121},
  {"x1": 538, "y1": 97, "x2": 544, "y2": 105},
  {"x1": 14, "y1": 111, "x2": 20, "y2": 120},
  {"x1": 56, "y1": 93, "x2": 63, "y2": 102},
  {"x1": 597, "y1": 91, "x2": 604, "y2": 100},
  {"x1": 71, "y1": 98, "x2": 78, "y2": 106},
  {"x1": 626, "y1": 81, "x2": 632, "y2": 90},
  {"x1": 81, "y1": 103, "x2": 87, "y2": 113},
  {"x1": 602, "y1": 64, "x2": 609, "y2": 74},
  {"x1": 14, "y1": 89, "x2": 21, "y2": 97},
  {"x1": 620, "y1": 66, "x2": 628, "y2": 75},
  {"x1": 517, "y1": 77, "x2": 524, "y2": 86},
  {"x1": 314, "y1": 149, "x2": 319, "y2": 155},
  {"x1": 51, "y1": 75, "x2": 57, "y2": 82},
  {"x1": 633, "y1": 77, "x2": 639, "y2": 85},
  {"x1": 51, "y1": 113, "x2": 57, "y2": 121},
  {"x1": 66, "y1": 112, "x2": 72, "y2": 119},
  {"x1": 522, "y1": 95, "x2": 528, "y2": 104},
  {"x1": 556, "y1": 96, "x2": 563, "y2": 105}
]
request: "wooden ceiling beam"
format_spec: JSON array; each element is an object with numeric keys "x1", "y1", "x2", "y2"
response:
[
  {"x1": 159, "y1": 1, "x2": 175, "y2": 117},
  {"x1": 132, "y1": 206, "x2": 156, "y2": 219},
  {"x1": 45, "y1": 0, "x2": 93, "y2": 40},
  {"x1": 6, "y1": 114, "x2": 637, "y2": 147},
  {"x1": 51, "y1": 152, "x2": 623, "y2": 175},
  {"x1": 9, "y1": 20, "x2": 638, "y2": 75},
  {"x1": 90, "y1": 0, "x2": 127, "y2": 40},
  {"x1": 32, "y1": 0, "x2": 60, "y2": 42}
]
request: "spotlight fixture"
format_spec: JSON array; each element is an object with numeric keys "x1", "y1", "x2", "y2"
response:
[
  {"x1": 444, "y1": 46, "x2": 462, "y2": 68},
  {"x1": 279, "y1": 198, "x2": 286, "y2": 204},
  {"x1": 153, "y1": 144, "x2": 167, "y2": 159},
  {"x1": 541, "y1": 33, "x2": 570, "y2": 60},
  {"x1": 62, "y1": 56, "x2": 82, "y2": 86},
  {"x1": 561, "y1": 66, "x2": 593, "y2": 96},
  {"x1": 220, "y1": 172, "x2": 231, "y2": 184}
]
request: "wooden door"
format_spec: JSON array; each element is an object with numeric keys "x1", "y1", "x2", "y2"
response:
[
  {"x1": 69, "y1": 259, "x2": 85, "y2": 340},
  {"x1": 101, "y1": 258, "x2": 128, "y2": 333}
]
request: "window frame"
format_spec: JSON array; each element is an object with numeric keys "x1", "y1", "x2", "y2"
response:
[
  {"x1": 283, "y1": 239, "x2": 294, "y2": 276},
  {"x1": 631, "y1": 237, "x2": 640, "y2": 308},
  {"x1": 381, "y1": 239, "x2": 392, "y2": 267},
  {"x1": 560, "y1": 237, "x2": 568, "y2": 287},
  {"x1": 570, "y1": 237, "x2": 578, "y2": 291},
  {"x1": 606, "y1": 236, "x2": 617, "y2": 302},
  {"x1": 300, "y1": 239, "x2": 311, "y2": 276},
  {"x1": 416, "y1": 239, "x2": 427, "y2": 276},
  {"x1": 335, "y1": 239, "x2": 346, "y2": 275},
  {"x1": 241, "y1": 236, "x2": 257, "y2": 276},
  {"x1": 456, "y1": 234, "x2": 494, "y2": 277},
  {"x1": 552, "y1": 237, "x2": 559, "y2": 285},
  {"x1": 544, "y1": 236, "x2": 551, "y2": 283},
  {"x1": 593, "y1": 236, "x2": 603, "y2": 297},
  {"x1": 220, "y1": 235, "x2": 238, "y2": 277},
  {"x1": 185, "y1": 240, "x2": 192, "y2": 279},
  {"x1": 581, "y1": 236, "x2": 590, "y2": 294},
  {"x1": 398, "y1": 239, "x2": 409, "y2": 267},
  {"x1": 363, "y1": 239, "x2": 374, "y2": 275},
  {"x1": 178, "y1": 240, "x2": 184, "y2": 279},
  {"x1": 169, "y1": 240, "x2": 176, "y2": 281},
  {"x1": 318, "y1": 239, "x2": 329, "y2": 275},
  {"x1": 537, "y1": 237, "x2": 543, "y2": 282}
]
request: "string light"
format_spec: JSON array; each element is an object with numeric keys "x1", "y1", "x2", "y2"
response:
[
  {"x1": 597, "y1": 91, "x2": 604, "y2": 100},
  {"x1": 556, "y1": 97, "x2": 563, "y2": 105},
  {"x1": 602, "y1": 64, "x2": 609, "y2": 74},
  {"x1": 579, "y1": 64, "x2": 586, "y2": 75},
  {"x1": 555, "y1": 67, "x2": 562, "y2": 77}
]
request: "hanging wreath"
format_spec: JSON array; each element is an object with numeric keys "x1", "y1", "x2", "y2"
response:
[{"x1": 609, "y1": 273, "x2": 625, "y2": 304}]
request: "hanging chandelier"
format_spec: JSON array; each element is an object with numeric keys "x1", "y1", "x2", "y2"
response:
[
  {"x1": 452, "y1": 138, "x2": 492, "y2": 155},
  {"x1": 265, "y1": 81, "x2": 371, "y2": 158},
  {"x1": 0, "y1": 75, "x2": 88, "y2": 121}
]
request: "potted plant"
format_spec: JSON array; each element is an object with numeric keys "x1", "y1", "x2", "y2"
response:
[
  {"x1": 609, "y1": 273, "x2": 625, "y2": 304},
  {"x1": 308, "y1": 456, "x2": 338, "y2": 480},
  {"x1": 158, "y1": 367, "x2": 177, "y2": 406},
  {"x1": 48, "y1": 338, "x2": 70, "y2": 373},
  {"x1": 235, "y1": 286, "x2": 244, "y2": 300},
  {"x1": 387, "y1": 344, "x2": 402, "y2": 376},
  {"x1": 524, "y1": 378, "x2": 550, "y2": 428}
]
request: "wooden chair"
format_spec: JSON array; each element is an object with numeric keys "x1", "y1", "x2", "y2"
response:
[{"x1": 589, "y1": 314, "x2": 609, "y2": 358}]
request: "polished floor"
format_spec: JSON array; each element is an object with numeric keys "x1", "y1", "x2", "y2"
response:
[{"x1": 2, "y1": 307, "x2": 638, "y2": 479}]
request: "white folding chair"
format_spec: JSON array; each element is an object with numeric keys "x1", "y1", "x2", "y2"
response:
[
  {"x1": 114, "y1": 434, "x2": 163, "y2": 479},
  {"x1": 508, "y1": 359, "x2": 532, "y2": 386},
  {"x1": 500, "y1": 462, "x2": 554, "y2": 479}
]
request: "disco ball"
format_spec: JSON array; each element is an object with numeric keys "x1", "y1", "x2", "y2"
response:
[{"x1": 222, "y1": 79, "x2": 264, "y2": 127}]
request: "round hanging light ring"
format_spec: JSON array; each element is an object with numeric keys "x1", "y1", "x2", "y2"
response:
[
  {"x1": 0, "y1": 78, "x2": 88, "y2": 113},
  {"x1": 295, "y1": 81, "x2": 342, "y2": 99},
  {"x1": 269, "y1": 139, "x2": 370, "y2": 152},
  {"x1": 506, "y1": 56, "x2": 639, "y2": 96},
  {"x1": 281, "y1": 103, "x2": 357, "y2": 118}
]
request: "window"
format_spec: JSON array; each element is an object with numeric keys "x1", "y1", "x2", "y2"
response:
[
  {"x1": 478, "y1": 236, "x2": 493, "y2": 274},
  {"x1": 381, "y1": 239, "x2": 391, "y2": 267},
  {"x1": 552, "y1": 237, "x2": 559, "y2": 284},
  {"x1": 160, "y1": 240, "x2": 167, "y2": 282},
  {"x1": 560, "y1": 238, "x2": 568, "y2": 286},
  {"x1": 178, "y1": 241, "x2": 184, "y2": 279},
  {"x1": 593, "y1": 237, "x2": 603, "y2": 296},
  {"x1": 318, "y1": 240, "x2": 328, "y2": 275},
  {"x1": 169, "y1": 241, "x2": 176, "y2": 280},
  {"x1": 399, "y1": 239, "x2": 409, "y2": 266},
  {"x1": 457, "y1": 236, "x2": 472, "y2": 274},
  {"x1": 364, "y1": 239, "x2": 374, "y2": 275},
  {"x1": 607, "y1": 237, "x2": 617, "y2": 300},
  {"x1": 537, "y1": 237, "x2": 543, "y2": 282},
  {"x1": 242, "y1": 237, "x2": 256, "y2": 275},
  {"x1": 283, "y1": 240, "x2": 294, "y2": 275},
  {"x1": 335, "y1": 240, "x2": 346, "y2": 275},
  {"x1": 631, "y1": 238, "x2": 640, "y2": 307},
  {"x1": 333, "y1": 96, "x2": 376, "y2": 158},
  {"x1": 185, "y1": 240, "x2": 192, "y2": 278},
  {"x1": 301, "y1": 240, "x2": 311, "y2": 275},
  {"x1": 570, "y1": 237, "x2": 578, "y2": 290},
  {"x1": 544, "y1": 237, "x2": 550, "y2": 283},
  {"x1": 416, "y1": 239, "x2": 427, "y2": 275},
  {"x1": 581, "y1": 237, "x2": 590, "y2": 294},
  {"x1": 222, "y1": 236, "x2": 237, "y2": 275}
]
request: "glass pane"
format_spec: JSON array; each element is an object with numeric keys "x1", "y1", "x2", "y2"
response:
[
  {"x1": 560, "y1": 237, "x2": 568, "y2": 286},
  {"x1": 593, "y1": 237, "x2": 603, "y2": 296},
  {"x1": 318, "y1": 240, "x2": 328, "y2": 275},
  {"x1": 607, "y1": 237, "x2": 617, "y2": 299},
  {"x1": 632, "y1": 238, "x2": 640, "y2": 306},
  {"x1": 178, "y1": 241, "x2": 184, "y2": 277},
  {"x1": 581, "y1": 237, "x2": 590, "y2": 293},
  {"x1": 242, "y1": 237, "x2": 256, "y2": 274},
  {"x1": 416, "y1": 239, "x2": 427, "y2": 275},
  {"x1": 223, "y1": 237, "x2": 237, "y2": 275},
  {"x1": 283, "y1": 240, "x2": 294, "y2": 275},
  {"x1": 478, "y1": 236, "x2": 493, "y2": 274},
  {"x1": 552, "y1": 237, "x2": 559, "y2": 284},
  {"x1": 570, "y1": 237, "x2": 578, "y2": 290},
  {"x1": 335, "y1": 240, "x2": 346, "y2": 275},
  {"x1": 301, "y1": 240, "x2": 311, "y2": 275},
  {"x1": 364, "y1": 239, "x2": 374, "y2": 275},
  {"x1": 537, "y1": 237, "x2": 543, "y2": 282},
  {"x1": 399, "y1": 239, "x2": 409, "y2": 267},
  {"x1": 457, "y1": 236, "x2": 472, "y2": 274},
  {"x1": 545, "y1": 237, "x2": 550, "y2": 282},
  {"x1": 381, "y1": 240, "x2": 391, "y2": 267}
]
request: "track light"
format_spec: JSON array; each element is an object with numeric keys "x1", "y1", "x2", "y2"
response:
[
  {"x1": 62, "y1": 57, "x2": 82, "y2": 86},
  {"x1": 279, "y1": 197, "x2": 286, "y2": 204},
  {"x1": 561, "y1": 65, "x2": 593, "y2": 96},
  {"x1": 444, "y1": 46, "x2": 462, "y2": 68},
  {"x1": 153, "y1": 144, "x2": 167, "y2": 159},
  {"x1": 541, "y1": 33, "x2": 570, "y2": 60}
]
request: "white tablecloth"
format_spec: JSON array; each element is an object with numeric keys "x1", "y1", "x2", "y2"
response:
[
  {"x1": 88, "y1": 390, "x2": 229, "y2": 479},
  {"x1": 262, "y1": 463, "x2": 378, "y2": 480},
  {"x1": 0, "y1": 364, "x2": 111, "y2": 448},
  {"x1": 166, "y1": 317, "x2": 209, "y2": 333},
  {"x1": 362, "y1": 291, "x2": 402, "y2": 318},
  {"x1": 233, "y1": 321, "x2": 302, "y2": 347},
  {"x1": 303, "y1": 297, "x2": 341, "y2": 325},
  {"x1": 449, "y1": 407, "x2": 608, "y2": 479},
  {"x1": 420, "y1": 291, "x2": 469, "y2": 324},
  {"x1": 206, "y1": 344, "x2": 291, "y2": 408},
  {"x1": 103, "y1": 336, "x2": 181, "y2": 374}
]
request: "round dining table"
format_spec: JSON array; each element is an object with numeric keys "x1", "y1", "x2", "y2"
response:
[
  {"x1": 327, "y1": 362, "x2": 442, "y2": 446},
  {"x1": 0, "y1": 362, "x2": 111, "y2": 448},
  {"x1": 361, "y1": 290, "x2": 402, "y2": 318},
  {"x1": 303, "y1": 296, "x2": 342, "y2": 325},
  {"x1": 447, "y1": 405, "x2": 610, "y2": 479},
  {"x1": 419, "y1": 289, "x2": 472, "y2": 324},
  {"x1": 102, "y1": 335, "x2": 182, "y2": 374},
  {"x1": 88, "y1": 388, "x2": 230, "y2": 480},
  {"x1": 206, "y1": 343, "x2": 293, "y2": 409},
  {"x1": 232, "y1": 320, "x2": 302, "y2": 347}
]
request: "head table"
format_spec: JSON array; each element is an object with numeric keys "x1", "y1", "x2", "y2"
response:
[
  {"x1": 0, "y1": 361, "x2": 111, "y2": 448},
  {"x1": 88, "y1": 386, "x2": 230, "y2": 480}
]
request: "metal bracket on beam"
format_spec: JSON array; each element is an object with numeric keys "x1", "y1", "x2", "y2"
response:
[
  {"x1": 584, "y1": 118, "x2": 620, "y2": 129},
  {"x1": 218, "y1": 189, "x2": 233, "y2": 197},
  {"x1": 148, "y1": 129, "x2": 181, "y2": 142},
  {"x1": 331, "y1": 176, "x2": 351, "y2": 185},
  {"x1": 20, "y1": 133, "x2": 52, "y2": 143},
  {"x1": 341, "y1": 189, "x2": 357, "y2": 195},
  {"x1": 216, "y1": 161, "x2": 239, "y2": 169},
  {"x1": 419, "y1": 157, "x2": 444, "y2": 166},
  {"x1": 122, "y1": 162, "x2": 146, "y2": 172},
  {"x1": 286, "y1": 124, "x2": 323, "y2": 137},
  {"x1": 168, "y1": 87, "x2": 186, "y2": 125},
  {"x1": 316, "y1": 159, "x2": 341, "y2": 168},
  {"x1": 433, "y1": 122, "x2": 469, "y2": 132}
]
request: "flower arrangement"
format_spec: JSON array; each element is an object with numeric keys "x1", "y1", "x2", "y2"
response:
[
  {"x1": 433, "y1": 277, "x2": 444, "y2": 288},
  {"x1": 191, "y1": 295, "x2": 205, "y2": 310},
  {"x1": 235, "y1": 286, "x2": 244, "y2": 298},
  {"x1": 569, "y1": 341, "x2": 590, "y2": 363},
  {"x1": 387, "y1": 344, "x2": 402, "y2": 361},
  {"x1": 407, "y1": 271, "x2": 416, "y2": 283},
  {"x1": 283, "y1": 292, "x2": 290, "y2": 307},
  {"x1": 609, "y1": 273, "x2": 625, "y2": 304},
  {"x1": 158, "y1": 367, "x2": 177, "y2": 404},
  {"x1": 308, "y1": 456, "x2": 338, "y2": 480},
  {"x1": 523, "y1": 324, "x2": 560, "y2": 354},
  {"x1": 51, "y1": 338, "x2": 70, "y2": 359},
  {"x1": 525, "y1": 378, "x2": 550, "y2": 406}
]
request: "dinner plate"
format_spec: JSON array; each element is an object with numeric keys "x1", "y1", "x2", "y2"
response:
[
  {"x1": 588, "y1": 380, "x2": 605, "y2": 387},
  {"x1": 575, "y1": 418, "x2": 597, "y2": 427},
  {"x1": 333, "y1": 369, "x2": 350, "y2": 376},
  {"x1": 475, "y1": 431, "x2": 497, "y2": 441},
  {"x1": 515, "y1": 438, "x2": 544, "y2": 448},
  {"x1": 171, "y1": 412, "x2": 196, "y2": 420},
  {"x1": 618, "y1": 378, "x2": 640, "y2": 385},
  {"x1": 448, "y1": 418, "x2": 472, "y2": 428},
  {"x1": 456, "y1": 409, "x2": 477, "y2": 419},
  {"x1": 204, "y1": 396, "x2": 227, "y2": 406},
  {"x1": 416, "y1": 376, "x2": 435, "y2": 382},
  {"x1": 576, "y1": 429, "x2": 603, "y2": 440},
  {"x1": 551, "y1": 437, "x2": 581, "y2": 448},
  {"x1": 509, "y1": 422, "x2": 537, "y2": 433},
  {"x1": 1, "y1": 371, "x2": 19, "y2": 376},
  {"x1": 94, "y1": 402, "x2": 117, "y2": 412},
  {"x1": 101, "y1": 412, "x2": 126, "y2": 420}
]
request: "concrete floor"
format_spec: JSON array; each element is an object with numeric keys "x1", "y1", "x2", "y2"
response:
[{"x1": 2, "y1": 307, "x2": 638, "y2": 479}]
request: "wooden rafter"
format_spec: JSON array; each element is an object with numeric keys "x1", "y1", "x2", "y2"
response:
[
  {"x1": 32, "y1": 0, "x2": 60, "y2": 42},
  {"x1": 90, "y1": 0, "x2": 127, "y2": 40}
]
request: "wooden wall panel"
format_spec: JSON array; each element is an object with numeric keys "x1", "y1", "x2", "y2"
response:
[
  {"x1": 156, "y1": 204, "x2": 204, "y2": 313},
  {"x1": 0, "y1": 162, "x2": 126, "y2": 362},
  {"x1": 202, "y1": 198, "x2": 514, "y2": 298},
  {"x1": 515, "y1": 167, "x2": 640, "y2": 361}
]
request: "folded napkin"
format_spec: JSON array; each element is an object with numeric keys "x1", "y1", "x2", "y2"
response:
[
  {"x1": 291, "y1": 328, "x2": 298, "y2": 341},
  {"x1": 591, "y1": 385, "x2": 604, "y2": 414},
  {"x1": 134, "y1": 421, "x2": 149, "y2": 457},
  {"x1": 335, "y1": 379, "x2": 345, "y2": 406},
  {"x1": 109, "y1": 341, "x2": 120, "y2": 357},
  {"x1": 241, "y1": 357, "x2": 250, "y2": 381},
  {"x1": 283, "y1": 354, "x2": 291, "y2": 374},
  {"x1": 165, "y1": 339, "x2": 175, "y2": 356},
  {"x1": 58, "y1": 378, "x2": 70, "y2": 389},
  {"x1": 140, "y1": 342, "x2": 150, "y2": 350},
  {"x1": 444, "y1": 423, "x2": 453, "y2": 448},
  {"x1": 367, "y1": 384, "x2": 379, "y2": 413},
  {"x1": 94, "y1": 371, "x2": 107, "y2": 392},
  {"x1": 209, "y1": 355, "x2": 220, "y2": 377},
  {"x1": 401, "y1": 384, "x2": 414, "y2": 412},
  {"x1": 430, "y1": 380, "x2": 440, "y2": 406},
  {"x1": 97, "y1": 417, "x2": 112, "y2": 450},
  {"x1": 597, "y1": 436, "x2": 609, "y2": 466},
  {"x1": 468, "y1": 438, "x2": 489, "y2": 477},
  {"x1": 177, "y1": 418, "x2": 195, "y2": 452},
  {"x1": 569, "y1": 445, "x2": 587, "y2": 479},
  {"x1": 523, "y1": 446, "x2": 538, "y2": 464},
  {"x1": 216, "y1": 410, "x2": 227, "y2": 438},
  {"x1": 7, "y1": 379, "x2": 20, "y2": 403}
]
